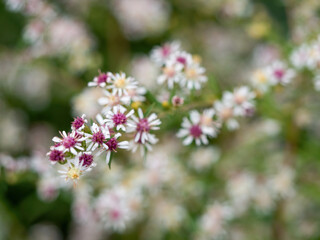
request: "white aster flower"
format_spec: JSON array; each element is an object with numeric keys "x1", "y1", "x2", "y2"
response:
[
  {"x1": 105, "y1": 105, "x2": 135, "y2": 131},
  {"x1": 180, "y1": 61, "x2": 207, "y2": 90},
  {"x1": 157, "y1": 59, "x2": 183, "y2": 89},
  {"x1": 250, "y1": 68, "x2": 272, "y2": 93},
  {"x1": 151, "y1": 41, "x2": 181, "y2": 66},
  {"x1": 85, "y1": 123, "x2": 110, "y2": 152},
  {"x1": 107, "y1": 72, "x2": 138, "y2": 97},
  {"x1": 52, "y1": 130, "x2": 86, "y2": 155},
  {"x1": 267, "y1": 61, "x2": 296, "y2": 86}
]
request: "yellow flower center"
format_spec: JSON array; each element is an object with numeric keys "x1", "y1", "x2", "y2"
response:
[
  {"x1": 67, "y1": 167, "x2": 81, "y2": 180},
  {"x1": 114, "y1": 78, "x2": 126, "y2": 88},
  {"x1": 186, "y1": 68, "x2": 197, "y2": 79},
  {"x1": 255, "y1": 70, "x2": 267, "y2": 83}
]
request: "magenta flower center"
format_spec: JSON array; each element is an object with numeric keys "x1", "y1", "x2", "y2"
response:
[
  {"x1": 98, "y1": 73, "x2": 108, "y2": 84},
  {"x1": 112, "y1": 113, "x2": 127, "y2": 126},
  {"x1": 190, "y1": 125, "x2": 202, "y2": 138},
  {"x1": 79, "y1": 153, "x2": 93, "y2": 167},
  {"x1": 177, "y1": 56, "x2": 187, "y2": 65},
  {"x1": 136, "y1": 118, "x2": 150, "y2": 132},
  {"x1": 63, "y1": 136, "x2": 77, "y2": 148},
  {"x1": 49, "y1": 149, "x2": 64, "y2": 162},
  {"x1": 92, "y1": 131, "x2": 105, "y2": 145},
  {"x1": 110, "y1": 210, "x2": 120, "y2": 220},
  {"x1": 106, "y1": 137, "x2": 118, "y2": 151},
  {"x1": 72, "y1": 117, "x2": 85, "y2": 130},
  {"x1": 162, "y1": 45, "x2": 171, "y2": 57},
  {"x1": 274, "y1": 69, "x2": 284, "y2": 79}
]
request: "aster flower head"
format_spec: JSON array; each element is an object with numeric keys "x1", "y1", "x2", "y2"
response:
[
  {"x1": 250, "y1": 68, "x2": 272, "y2": 93},
  {"x1": 177, "y1": 109, "x2": 218, "y2": 146},
  {"x1": 71, "y1": 114, "x2": 87, "y2": 132},
  {"x1": 105, "y1": 105, "x2": 135, "y2": 131},
  {"x1": 105, "y1": 133, "x2": 129, "y2": 164},
  {"x1": 157, "y1": 58, "x2": 183, "y2": 89},
  {"x1": 98, "y1": 90, "x2": 127, "y2": 114},
  {"x1": 52, "y1": 130, "x2": 86, "y2": 155},
  {"x1": 107, "y1": 72, "x2": 138, "y2": 97},
  {"x1": 180, "y1": 61, "x2": 207, "y2": 90},
  {"x1": 88, "y1": 71, "x2": 112, "y2": 88},
  {"x1": 58, "y1": 155, "x2": 93, "y2": 183},
  {"x1": 78, "y1": 152, "x2": 95, "y2": 167},
  {"x1": 214, "y1": 98, "x2": 239, "y2": 130},
  {"x1": 47, "y1": 147, "x2": 65, "y2": 163},
  {"x1": 231, "y1": 86, "x2": 256, "y2": 116},
  {"x1": 151, "y1": 41, "x2": 181, "y2": 66},
  {"x1": 85, "y1": 123, "x2": 110, "y2": 152},
  {"x1": 266, "y1": 61, "x2": 296, "y2": 86},
  {"x1": 128, "y1": 108, "x2": 161, "y2": 144}
]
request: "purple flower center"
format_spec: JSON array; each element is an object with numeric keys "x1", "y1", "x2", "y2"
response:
[
  {"x1": 110, "y1": 210, "x2": 120, "y2": 220},
  {"x1": 274, "y1": 69, "x2": 284, "y2": 79},
  {"x1": 92, "y1": 131, "x2": 105, "y2": 145},
  {"x1": 79, "y1": 153, "x2": 93, "y2": 167},
  {"x1": 63, "y1": 136, "x2": 77, "y2": 148},
  {"x1": 49, "y1": 149, "x2": 64, "y2": 162},
  {"x1": 177, "y1": 56, "x2": 187, "y2": 65},
  {"x1": 190, "y1": 125, "x2": 202, "y2": 138},
  {"x1": 72, "y1": 117, "x2": 85, "y2": 130},
  {"x1": 136, "y1": 118, "x2": 150, "y2": 132},
  {"x1": 97, "y1": 73, "x2": 108, "y2": 84},
  {"x1": 112, "y1": 113, "x2": 127, "y2": 126},
  {"x1": 106, "y1": 137, "x2": 118, "y2": 151}
]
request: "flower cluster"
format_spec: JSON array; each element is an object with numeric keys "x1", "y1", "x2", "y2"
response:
[
  {"x1": 151, "y1": 42, "x2": 207, "y2": 90},
  {"x1": 47, "y1": 113, "x2": 130, "y2": 183}
]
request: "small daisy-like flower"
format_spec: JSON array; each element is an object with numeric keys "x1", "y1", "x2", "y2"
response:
[
  {"x1": 128, "y1": 108, "x2": 161, "y2": 144},
  {"x1": 171, "y1": 95, "x2": 184, "y2": 107},
  {"x1": 47, "y1": 148, "x2": 65, "y2": 163},
  {"x1": 107, "y1": 72, "x2": 138, "y2": 97},
  {"x1": 105, "y1": 133, "x2": 129, "y2": 164},
  {"x1": 199, "y1": 108, "x2": 221, "y2": 137},
  {"x1": 88, "y1": 71, "x2": 112, "y2": 88},
  {"x1": 105, "y1": 105, "x2": 135, "y2": 131},
  {"x1": 180, "y1": 61, "x2": 207, "y2": 90},
  {"x1": 129, "y1": 133, "x2": 159, "y2": 156},
  {"x1": 71, "y1": 114, "x2": 87, "y2": 132},
  {"x1": 267, "y1": 61, "x2": 296, "y2": 86},
  {"x1": 85, "y1": 123, "x2": 110, "y2": 152},
  {"x1": 98, "y1": 90, "x2": 127, "y2": 114},
  {"x1": 230, "y1": 86, "x2": 256, "y2": 116},
  {"x1": 214, "y1": 99, "x2": 239, "y2": 130},
  {"x1": 52, "y1": 131, "x2": 86, "y2": 155},
  {"x1": 157, "y1": 59, "x2": 183, "y2": 89},
  {"x1": 177, "y1": 110, "x2": 216, "y2": 146},
  {"x1": 290, "y1": 44, "x2": 309, "y2": 69},
  {"x1": 250, "y1": 68, "x2": 272, "y2": 93},
  {"x1": 151, "y1": 41, "x2": 181, "y2": 66},
  {"x1": 79, "y1": 152, "x2": 95, "y2": 167},
  {"x1": 123, "y1": 87, "x2": 146, "y2": 104},
  {"x1": 58, "y1": 156, "x2": 92, "y2": 183},
  {"x1": 174, "y1": 51, "x2": 192, "y2": 66}
]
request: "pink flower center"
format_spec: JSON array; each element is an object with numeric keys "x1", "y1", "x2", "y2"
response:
[
  {"x1": 72, "y1": 117, "x2": 85, "y2": 130},
  {"x1": 106, "y1": 137, "x2": 118, "y2": 151},
  {"x1": 136, "y1": 118, "x2": 150, "y2": 132},
  {"x1": 63, "y1": 136, "x2": 77, "y2": 148},
  {"x1": 92, "y1": 131, "x2": 105, "y2": 145},
  {"x1": 177, "y1": 56, "x2": 187, "y2": 65},
  {"x1": 49, "y1": 149, "x2": 64, "y2": 162},
  {"x1": 162, "y1": 45, "x2": 171, "y2": 57},
  {"x1": 97, "y1": 73, "x2": 108, "y2": 84},
  {"x1": 190, "y1": 125, "x2": 202, "y2": 138},
  {"x1": 110, "y1": 210, "x2": 120, "y2": 220},
  {"x1": 112, "y1": 113, "x2": 127, "y2": 126},
  {"x1": 274, "y1": 69, "x2": 284, "y2": 79},
  {"x1": 79, "y1": 153, "x2": 93, "y2": 167}
]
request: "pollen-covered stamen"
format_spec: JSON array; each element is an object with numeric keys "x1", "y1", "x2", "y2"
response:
[
  {"x1": 136, "y1": 118, "x2": 150, "y2": 132},
  {"x1": 49, "y1": 149, "x2": 64, "y2": 162},
  {"x1": 190, "y1": 125, "x2": 202, "y2": 138},
  {"x1": 112, "y1": 113, "x2": 127, "y2": 126},
  {"x1": 79, "y1": 153, "x2": 94, "y2": 167},
  {"x1": 92, "y1": 131, "x2": 106, "y2": 145},
  {"x1": 66, "y1": 167, "x2": 82, "y2": 180},
  {"x1": 106, "y1": 137, "x2": 118, "y2": 152},
  {"x1": 72, "y1": 117, "x2": 85, "y2": 130}
]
